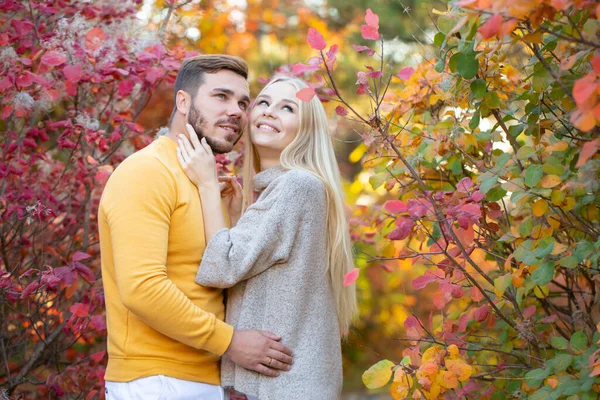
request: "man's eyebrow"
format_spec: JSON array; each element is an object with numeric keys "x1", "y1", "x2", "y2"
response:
[{"x1": 212, "y1": 88, "x2": 250, "y2": 103}]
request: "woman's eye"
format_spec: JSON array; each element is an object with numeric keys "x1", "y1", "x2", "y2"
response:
[
  {"x1": 283, "y1": 105, "x2": 294, "y2": 112},
  {"x1": 257, "y1": 100, "x2": 269, "y2": 106}
]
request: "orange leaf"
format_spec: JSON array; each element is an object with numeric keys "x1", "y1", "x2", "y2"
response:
[
  {"x1": 439, "y1": 370, "x2": 459, "y2": 389},
  {"x1": 533, "y1": 199, "x2": 548, "y2": 216},
  {"x1": 576, "y1": 138, "x2": 600, "y2": 168},
  {"x1": 86, "y1": 155, "x2": 99, "y2": 165},
  {"x1": 573, "y1": 75, "x2": 597, "y2": 107},
  {"x1": 296, "y1": 87, "x2": 316, "y2": 102},
  {"x1": 85, "y1": 27, "x2": 106, "y2": 51},
  {"x1": 545, "y1": 141, "x2": 569, "y2": 152},
  {"x1": 540, "y1": 175, "x2": 561, "y2": 188}
]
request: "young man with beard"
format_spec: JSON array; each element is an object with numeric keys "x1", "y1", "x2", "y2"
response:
[{"x1": 99, "y1": 55, "x2": 293, "y2": 400}]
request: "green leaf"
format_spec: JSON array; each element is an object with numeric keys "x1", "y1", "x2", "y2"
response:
[
  {"x1": 456, "y1": 51, "x2": 479, "y2": 79},
  {"x1": 531, "y1": 262, "x2": 555, "y2": 285},
  {"x1": 517, "y1": 146, "x2": 536, "y2": 160},
  {"x1": 362, "y1": 359, "x2": 395, "y2": 389},
  {"x1": 518, "y1": 217, "x2": 533, "y2": 237},
  {"x1": 434, "y1": 32, "x2": 446, "y2": 47},
  {"x1": 469, "y1": 110, "x2": 481, "y2": 130},
  {"x1": 496, "y1": 153, "x2": 512, "y2": 169},
  {"x1": 400, "y1": 355, "x2": 411, "y2": 365},
  {"x1": 559, "y1": 256, "x2": 579, "y2": 269},
  {"x1": 551, "y1": 353, "x2": 572, "y2": 373},
  {"x1": 550, "y1": 336, "x2": 568, "y2": 350},
  {"x1": 525, "y1": 368, "x2": 548, "y2": 388},
  {"x1": 470, "y1": 79, "x2": 486, "y2": 99},
  {"x1": 484, "y1": 91, "x2": 501, "y2": 109},
  {"x1": 486, "y1": 186, "x2": 507, "y2": 202},
  {"x1": 528, "y1": 387, "x2": 554, "y2": 400},
  {"x1": 508, "y1": 124, "x2": 526, "y2": 138},
  {"x1": 525, "y1": 164, "x2": 544, "y2": 187},
  {"x1": 494, "y1": 273, "x2": 512, "y2": 297},
  {"x1": 570, "y1": 331, "x2": 588, "y2": 352},
  {"x1": 542, "y1": 160, "x2": 565, "y2": 176},
  {"x1": 478, "y1": 173, "x2": 498, "y2": 194}
]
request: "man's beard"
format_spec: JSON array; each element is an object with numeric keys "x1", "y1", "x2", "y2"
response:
[{"x1": 187, "y1": 104, "x2": 242, "y2": 154}]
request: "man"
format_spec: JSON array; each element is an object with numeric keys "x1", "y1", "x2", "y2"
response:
[{"x1": 99, "y1": 55, "x2": 293, "y2": 399}]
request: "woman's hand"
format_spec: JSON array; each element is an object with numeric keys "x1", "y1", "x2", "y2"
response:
[
  {"x1": 176, "y1": 124, "x2": 218, "y2": 190},
  {"x1": 219, "y1": 176, "x2": 243, "y2": 226}
]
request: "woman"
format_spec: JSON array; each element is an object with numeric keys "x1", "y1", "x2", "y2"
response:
[{"x1": 176, "y1": 76, "x2": 357, "y2": 399}]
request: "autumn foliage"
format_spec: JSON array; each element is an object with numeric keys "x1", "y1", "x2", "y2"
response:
[
  {"x1": 296, "y1": 1, "x2": 600, "y2": 399},
  {"x1": 1, "y1": 0, "x2": 600, "y2": 399}
]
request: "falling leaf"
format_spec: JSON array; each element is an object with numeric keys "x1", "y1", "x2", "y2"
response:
[
  {"x1": 362, "y1": 359, "x2": 395, "y2": 389},
  {"x1": 292, "y1": 63, "x2": 320, "y2": 75},
  {"x1": 296, "y1": 87, "x2": 316, "y2": 102},
  {"x1": 307, "y1": 28, "x2": 326, "y2": 51},
  {"x1": 343, "y1": 268, "x2": 359, "y2": 287}
]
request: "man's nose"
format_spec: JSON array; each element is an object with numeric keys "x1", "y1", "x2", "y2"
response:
[{"x1": 226, "y1": 101, "x2": 244, "y2": 117}]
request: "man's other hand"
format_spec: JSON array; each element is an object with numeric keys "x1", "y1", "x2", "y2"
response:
[{"x1": 225, "y1": 330, "x2": 294, "y2": 377}]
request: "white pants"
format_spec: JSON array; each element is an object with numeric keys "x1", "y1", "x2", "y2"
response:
[{"x1": 105, "y1": 375, "x2": 225, "y2": 400}]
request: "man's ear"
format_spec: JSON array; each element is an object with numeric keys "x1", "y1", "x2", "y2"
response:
[{"x1": 175, "y1": 90, "x2": 191, "y2": 116}]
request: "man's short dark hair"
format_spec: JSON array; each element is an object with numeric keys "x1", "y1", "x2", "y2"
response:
[{"x1": 169, "y1": 54, "x2": 248, "y2": 125}]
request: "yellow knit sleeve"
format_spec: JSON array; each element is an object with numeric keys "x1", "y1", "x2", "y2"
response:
[{"x1": 102, "y1": 155, "x2": 233, "y2": 355}]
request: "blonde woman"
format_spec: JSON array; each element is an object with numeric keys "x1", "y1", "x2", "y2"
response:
[{"x1": 176, "y1": 76, "x2": 357, "y2": 400}]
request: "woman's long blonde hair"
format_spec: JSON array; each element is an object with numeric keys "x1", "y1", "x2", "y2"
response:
[{"x1": 242, "y1": 76, "x2": 357, "y2": 335}]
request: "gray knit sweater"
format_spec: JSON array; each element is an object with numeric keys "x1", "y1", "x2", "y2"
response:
[{"x1": 195, "y1": 166, "x2": 342, "y2": 400}]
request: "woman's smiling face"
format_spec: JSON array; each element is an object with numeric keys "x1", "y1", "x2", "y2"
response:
[{"x1": 249, "y1": 81, "x2": 300, "y2": 154}]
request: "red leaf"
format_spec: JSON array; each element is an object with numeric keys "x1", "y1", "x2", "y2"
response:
[
  {"x1": 72, "y1": 251, "x2": 91, "y2": 262},
  {"x1": 70, "y1": 302, "x2": 90, "y2": 318},
  {"x1": 326, "y1": 44, "x2": 338, "y2": 61},
  {"x1": 63, "y1": 65, "x2": 83, "y2": 82},
  {"x1": 471, "y1": 191, "x2": 485, "y2": 202},
  {"x1": 523, "y1": 305, "x2": 536, "y2": 319},
  {"x1": 470, "y1": 286, "x2": 484, "y2": 302},
  {"x1": 407, "y1": 200, "x2": 429, "y2": 218},
  {"x1": 74, "y1": 262, "x2": 95, "y2": 283},
  {"x1": 366, "y1": 71, "x2": 382, "y2": 79},
  {"x1": 145, "y1": 67, "x2": 164, "y2": 85},
  {"x1": 352, "y1": 45, "x2": 375, "y2": 56},
  {"x1": 384, "y1": 200, "x2": 407, "y2": 214},
  {"x1": 361, "y1": 25, "x2": 380, "y2": 41},
  {"x1": 90, "y1": 350, "x2": 106, "y2": 363},
  {"x1": 11, "y1": 19, "x2": 35, "y2": 36},
  {"x1": 41, "y1": 51, "x2": 67, "y2": 67},
  {"x1": 396, "y1": 67, "x2": 415, "y2": 81},
  {"x1": 343, "y1": 268, "x2": 360, "y2": 286},
  {"x1": 388, "y1": 218, "x2": 414, "y2": 240},
  {"x1": 118, "y1": 80, "x2": 135, "y2": 97},
  {"x1": 478, "y1": 14, "x2": 502, "y2": 39},
  {"x1": 292, "y1": 63, "x2": 320, "y2": 75},
  {"x1": 335, "y1": 106, "x2": 348, "y2": 117},
  {"x1": 576, "y1": 138, "x2": 599, "y2": 168},
  {"x1": 593, "y1": 54, "x2": 600, "y2": 75},
  {"x1": 20, "y1": 281, "x2": 40, "y2": 298},
  {"x1": 16, "y1": 72, "x2": 34, "y2": 87},
  {"x1": 307, "y1": 28, "x2": 326, "y2": 51},
  {"x1": 412, "y1": 273, "x2": 438, "y2": 290},
  {"x1": 85, "y1": 27, "x2": 106, "y2": 51},
  {"x1": 573, "y1": 75, "x2": 597, "y2": 107},
  {"x1": 457, "y1": 177, "x2": 473, "y2": 192},
  {"x1": 95, "y1": 165, "x2": 114, "y2": 182},
  {"x1": 296, "y1": 87, "x2": 316, "y2": 102},
  {"x1": 473, "y1": 304, "x2": 489, "y2": 322},
  {"x1": 365, "y1": 9, "x2": 379, "y2": 28},
  {"x1": 90, "y1": 316, "x2": 106, "y2": 332}
]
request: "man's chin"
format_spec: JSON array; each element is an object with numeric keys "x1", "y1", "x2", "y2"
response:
[{"x1": 207, "y1": 139, "x2": 235, "y2": 154}]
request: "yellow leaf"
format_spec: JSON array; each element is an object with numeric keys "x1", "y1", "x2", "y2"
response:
[
  {"x1": 362, "y1": 359, "x2": 395, "y2": 389},
  {"x1": 541, "y1": 175, "x2": 561, "y2": 188},
  {"x1": 349, "y1": 143, "x2": 367, "y2": 163},
  {"x1": 447, "y1": 344, "x2": 459, "y2": 357},
  {"x1": 532, "y1": 199, "x2": 548, "y2": 216},
  {"x1": 545, "y1": 141, "x2": 569, "y2": 152},
  {"x1": 439, "y1": 370, "x2": 459, "y2": 389},
  {"x1": 390, "y1": 381, "x2": 410, "y2": 400},
  {"x1": 422, "y1": 345, "x2": 444, "y2": 364},
  {"x1": 446, "y1": 359, "x2": 473, "y2": 382}
]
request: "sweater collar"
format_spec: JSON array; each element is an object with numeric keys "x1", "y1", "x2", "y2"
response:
[{"x1": 253, "y1": 166, "x2": 287, "y2": 191}]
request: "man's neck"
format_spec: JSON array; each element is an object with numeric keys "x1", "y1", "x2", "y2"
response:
[{"x1": 165, "y1": 121, "x2": 188, "y2": 143}]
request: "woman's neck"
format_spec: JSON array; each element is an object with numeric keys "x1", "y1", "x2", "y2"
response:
[{"x1": 259, "y1": 157, "x2": 281, "y2": 171}]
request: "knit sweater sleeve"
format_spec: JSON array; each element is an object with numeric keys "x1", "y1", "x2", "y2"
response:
[{"x1": 195, "y1": 171, "x2": 325, "y2": 288}]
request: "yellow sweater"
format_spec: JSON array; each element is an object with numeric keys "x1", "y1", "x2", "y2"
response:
[{"x1": 99, "y1": 135, "x2": 233, "y2": 384}]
